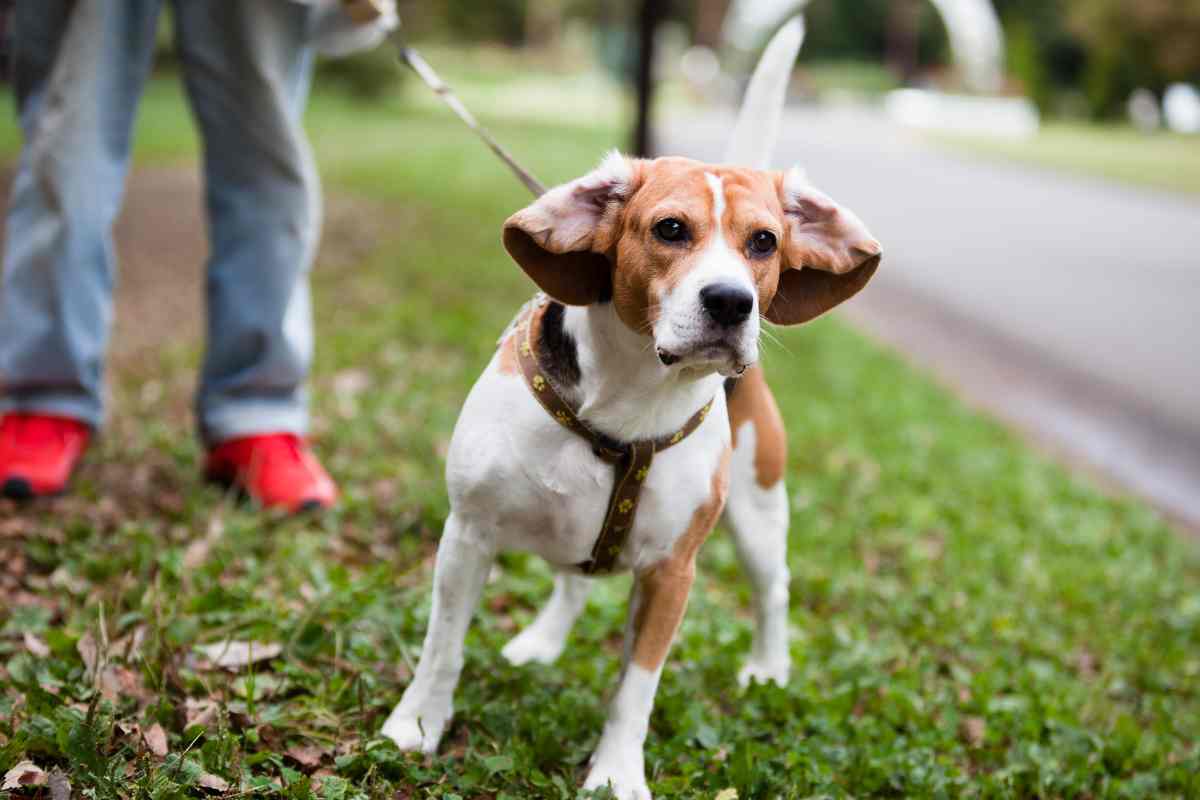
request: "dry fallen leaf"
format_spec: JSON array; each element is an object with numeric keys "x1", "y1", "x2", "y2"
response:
[
  {"x1": 182, "y1": 537, "x2": 211, "y2": 569},
  {"x1": 143, "y1": 722, "x2": 169, "y2": 757},
  {"x1": 98, "y1": 665, "x2": 150, "y2": 704},
  {"x1": 285, "y1": 743, "x2": 326, "y2": 769},
  {"x1": 961, "y1": 716, "x2": 986, "y2": 747},
  {"x1": 2, "y1": 760, "x2": 47, "y2": 789},
  {"x1": 77, "y1": 631, "x2": 100, "y2": 677},
  {"x1": 195, "y1": 640, "x2": 283, "y2": 670},
  {"x1": 197, "y1": 772, "x2": 230, "y2": 792},
  {"x1": 184, "y1": 697, "x2": 220, "y2": 728},
  {"x1": 23, "y1": 631, "x2": 50, "y2": 658},
  {"x1": 715, "y1": 789, "x2": 739, "y2": 800}
]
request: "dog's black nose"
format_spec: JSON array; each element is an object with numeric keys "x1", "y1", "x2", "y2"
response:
[{"x1": 700, "y1": 283, "x2": 754, "y2": 327}]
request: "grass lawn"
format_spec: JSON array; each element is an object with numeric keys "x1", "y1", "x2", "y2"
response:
[
  {"x1": 932, "y1": 123, "x2": 1200, "y2": 197},
  {"x1": 2, "y1": 68, "x2": 1200, "y2": 799}
]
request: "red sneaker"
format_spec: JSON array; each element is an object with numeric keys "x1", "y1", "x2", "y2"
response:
[
  {"x1": 205, "y1": 433, "x2": 338, "y2": 513},
  {"x1": 0, "y1": 413, "x2": 91, "y2": 499}
]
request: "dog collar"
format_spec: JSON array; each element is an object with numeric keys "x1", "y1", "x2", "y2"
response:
[{"x1": 515, "y1": 298, "x2": 715, "y2": 574}]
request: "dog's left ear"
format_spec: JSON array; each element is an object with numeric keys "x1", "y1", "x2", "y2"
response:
[
  {"x1": 766, "y1": 168, "x2": 882, "y2": 326},
  {"x1": 503, "y1": 151, "x2": 641, "y2": 306}
]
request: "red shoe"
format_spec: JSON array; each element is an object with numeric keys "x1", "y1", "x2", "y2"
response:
[
  {"x1": 0, "y1": 413, "x2": 91, "y2": 499},
  {"x1": 205, "y1": 433, "x2": 337, "y2": 513}
]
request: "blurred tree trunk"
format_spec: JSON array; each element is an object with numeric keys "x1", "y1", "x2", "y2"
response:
[
  {"x1": 694, "y1": 0, "x2": 732, "y2": 48},
  {"x1": 524, "y1": 0, "x2": 563, "y2": 51},
  {"x1": 633, "y1": 0, "x2": 664, "y2": 156},
  {"x1": 886, "y1": 0, "x2": 922, "y2": 84}
]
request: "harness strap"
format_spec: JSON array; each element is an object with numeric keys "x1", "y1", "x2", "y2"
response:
[{"x1": 514, "y1": 298, "x2": 714, "y2": 574}]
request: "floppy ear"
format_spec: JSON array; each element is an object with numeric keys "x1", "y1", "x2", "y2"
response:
[
  {"x1": 766, "y1": 168, "x2": 882, "y2": 326},
  {"x1": 502, "y1": 151, "x2": 640, "y2": 306}
]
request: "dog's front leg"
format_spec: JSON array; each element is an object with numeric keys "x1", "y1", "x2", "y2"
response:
[
  {"x1": 382, "y1": 513, "x2": 494, "y2": 754},
  {"x1": 584, "y1": 561, "x2": 696, "y2": 800}
]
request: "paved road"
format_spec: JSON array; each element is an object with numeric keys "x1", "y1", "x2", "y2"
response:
[{"x1": 662, "y1": 108, "x2": 1200, "y2": 528}]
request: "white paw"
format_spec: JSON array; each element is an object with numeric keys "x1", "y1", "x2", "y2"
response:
[
  {"x1": 583, "y1": 760, "x2": 651, "y2": 800},
  {"x1": 500, "y1": 628, "x2": 565, "y2": 666},
  {"x1": 737, "y1": 657, "x2": 790, "y2": 688},
  {"x1": 380, "y1": 700, "x2": 451, "y2": 754}
]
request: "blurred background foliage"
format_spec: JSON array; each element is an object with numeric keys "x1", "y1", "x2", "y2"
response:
[
  {"x1": 391, "y1": 0, "x2": 1200, "y2": 120},
  {"x1": 138, "y1": 0, "x2": 1200, "y2": 120}
]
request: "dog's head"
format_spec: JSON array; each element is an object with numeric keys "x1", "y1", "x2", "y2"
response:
[{"x1": 503, "y1": 152, "x2": 881, "y2": 377}]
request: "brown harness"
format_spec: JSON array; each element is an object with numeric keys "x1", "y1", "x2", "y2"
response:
[{"x1": 514, "y1": 298, "x2": 715, "y2": 574}]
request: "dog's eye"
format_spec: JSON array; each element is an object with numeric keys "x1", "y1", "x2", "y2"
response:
[
  {"x1": 654, "y1": 218, "x2": 689, "y2": 243},
  {"x1": 749, "y1": 230, "x2": 777, "y2": 256}
]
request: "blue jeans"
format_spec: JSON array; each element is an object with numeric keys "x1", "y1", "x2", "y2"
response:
[{"x1": 0, "y1": 0, "x2": 320, "y2": 443}]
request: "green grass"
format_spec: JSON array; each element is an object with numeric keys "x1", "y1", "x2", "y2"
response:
[
  {"x1": 799, "y1": 60, "x2": 901, "y2": 96},
  {"x1": 2, "y1": 75, "x2": 1200, "y2": 799},
  {"x1": 933, "y1": 122, "x2": 1200, "y2": 197}
]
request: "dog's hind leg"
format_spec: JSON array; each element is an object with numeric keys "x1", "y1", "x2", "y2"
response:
[
  {"x1": 724, "y1": 368, "x2": 792, "y2": 687},
  {"x1": 502, "y1": 571, "x2": 592, "y2": 666},
  {"x1": 382, "y1": 513, "x2": 495, "y2": 754}
]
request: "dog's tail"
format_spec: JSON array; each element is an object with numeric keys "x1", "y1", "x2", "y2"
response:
[{"x1": 723, "y1": 16, "x2": 805, "y2": 169}]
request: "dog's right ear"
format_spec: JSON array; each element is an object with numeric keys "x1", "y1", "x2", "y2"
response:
[{"x1": 503, "y1": 151, "x2": 640, "y2": 306}]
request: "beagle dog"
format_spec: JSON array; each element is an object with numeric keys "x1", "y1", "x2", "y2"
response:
[{"x1": 381, "y1": 151, "x2": 881, "y2": 798}]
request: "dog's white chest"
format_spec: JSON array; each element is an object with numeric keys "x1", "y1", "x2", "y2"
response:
[{"x1": 444, "y1": 352, "x2": 727, "y2": 571}]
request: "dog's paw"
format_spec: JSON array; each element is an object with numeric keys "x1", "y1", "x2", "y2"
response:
[
  {"x1": 380, "y1": 702, "x2": 450, "y2": 754},
  {"x1": 737, "y1": 657, "x2": 790, "y2": 688},
  {"x1": 501, "y1": 627, "x2": 565, "y2": 666},
  {"x1": 583, "y1": 760, "x2": 651, "y2": 800}
]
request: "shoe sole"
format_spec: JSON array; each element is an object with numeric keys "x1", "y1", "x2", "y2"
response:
[
  {"x1": 205, "y1": 473, "x2": 332, "y2": 515},
  {"x1": 1, "y1": 477, "x2": 35, "y2": 501}
]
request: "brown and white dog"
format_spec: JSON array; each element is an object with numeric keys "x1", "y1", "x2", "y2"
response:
[
  {"x1": 380, "y1": 153, "x2": 880, "y2": 796},
  {"x1": 382, "y1": 24, "x2": 881, "y2": 800}
]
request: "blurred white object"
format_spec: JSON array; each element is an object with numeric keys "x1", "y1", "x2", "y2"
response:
[
  {"x1": 1127, "y1": 88, "x2": 1162, "y2": 132},
  {"x1": 681, "y1": 46, "x2": 721, "y2": 89},
  {"x1": 1163, "y1": 84, "x2": 1200, "y2": 135},
  {"x1": 723, "y1": 0, "x2": 798, "y2": 52},
  {"x1": 724, "y1": 0, "x2": 1005, "y2": 94},
  {"x1": 886, "y1": 88, "x2": 1039, "y2": 138},
  {"x1": 926, "y1": 0, "x2": 1005, "y2": 93},
  {"x1": 725, "y1": 17, "x2": 805, "y2": 168},
  {"x1": 303, "y1": 0, "x2": 399, "y2": 57}
]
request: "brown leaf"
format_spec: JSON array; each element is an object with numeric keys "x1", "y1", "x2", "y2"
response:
[
  {"x1": 184, "y1": 697, "x2": 220, "y2": 728},
  {"x1": 97, "y1": 665, "x2": 149, "y2": 704},
  {"x1": 23, "y1": 631, "x2": 50, "y2": 658},
  {"x1": 4, "y1": 548, "x2": 27, "y2": 579},
  {"x1": 49, "y1": 565, "x2": 90, "y2": 595},
  {"x1": 1075, "y1": 648, "x2": 1098, "y2": 680},
  {"x1": 77, "y1": 631, "x2": 100, "y2": 677},
  {"x1": 143, "y1": 722, "x2": 169, "y2": 757},
  {"x1": 197, "y1": 772, "x2": 230, "y2": 792},
  {"x1": 333, "y1": 368, "x2": 371, "y2": 398},
  {"x1": 183, "y1": 539, "x2": 210, "y2": 570},
  {"x1": 2, "y1": 761, "x2": 48, "y2": 789},
  {"x1": 285, "y1": 743, "x2": 326, "y2": 768},
  {"x1": 195, "y1": 640, "x2": 282, "y2": 670},
  {"x1": 0, "y1": 516, "x2": 33, "y2": 538},
  {"x1": 960, "y1": 716, "x2": 986, "y2": 747}
]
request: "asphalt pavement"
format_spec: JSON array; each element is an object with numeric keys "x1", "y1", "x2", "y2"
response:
[{"x1": 661, "y1": 107, "x2": 1200, "y2": 529}]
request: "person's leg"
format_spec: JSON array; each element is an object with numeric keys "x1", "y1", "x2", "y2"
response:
[
  {"x1": 0, "y1": 0, "x2": 162, "y2": 427},
  {"x1": 172, "y1": 0, "x2": 320, "y2": 443}
]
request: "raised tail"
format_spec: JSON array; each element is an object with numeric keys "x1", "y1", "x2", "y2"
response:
[{"x1": 723, "y1": 16, "x2": 805, "y2": 169}]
